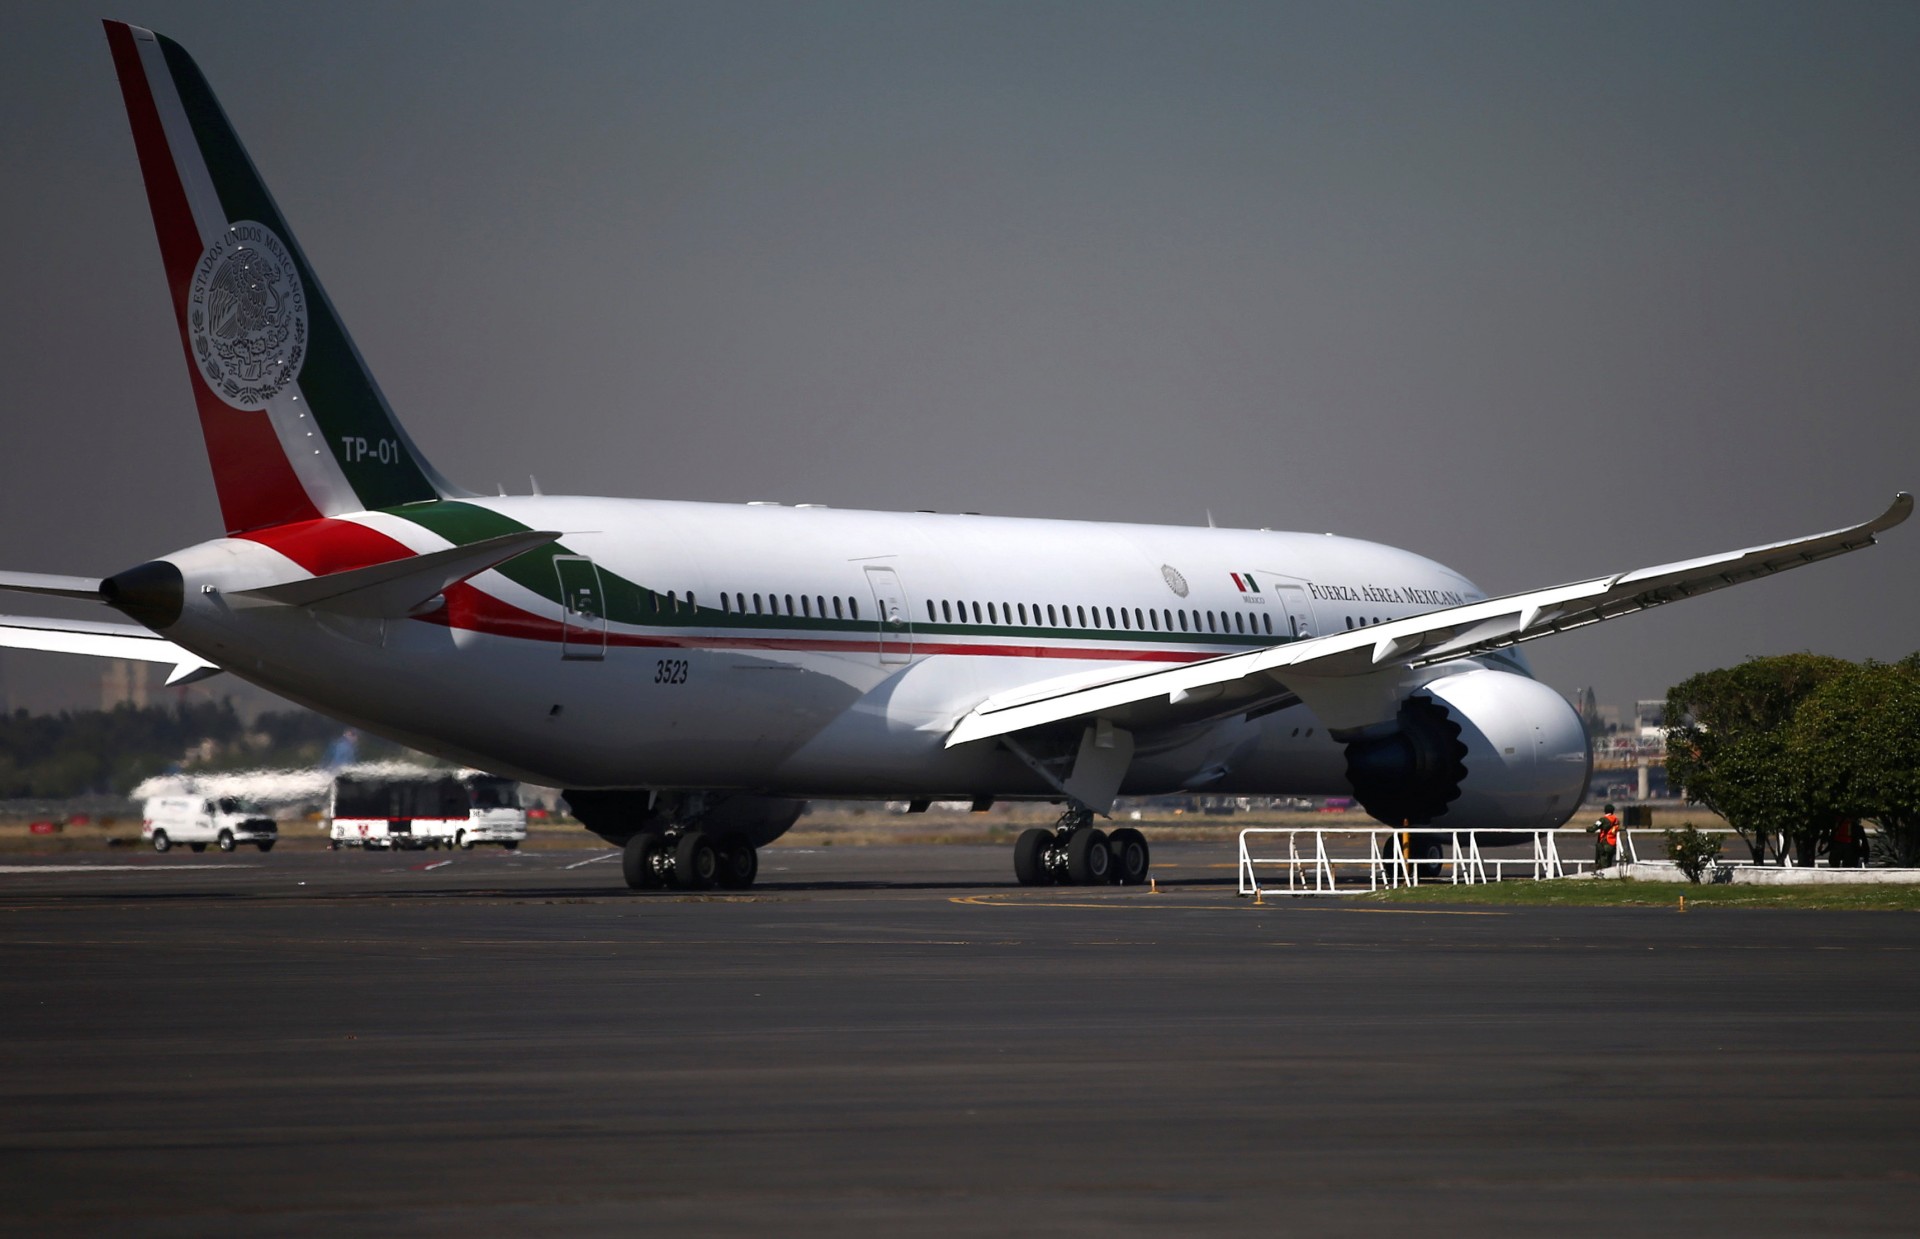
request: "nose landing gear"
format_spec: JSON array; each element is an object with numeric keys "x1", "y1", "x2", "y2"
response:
[{"x1": 1013, "y1": 809, "x2": 1152, "y2": 887}]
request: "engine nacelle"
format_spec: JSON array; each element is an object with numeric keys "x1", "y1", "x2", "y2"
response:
[{"x1": 1340, "y1": 668, "x2": 1591, "y2": 833}]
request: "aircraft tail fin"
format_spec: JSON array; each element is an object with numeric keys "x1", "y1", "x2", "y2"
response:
[{"x1": 103, "y1": 21, "x2": 461, "y2": 535}]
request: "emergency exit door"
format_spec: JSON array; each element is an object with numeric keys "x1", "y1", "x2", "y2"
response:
[
  {"x1": 863, "y1": 565, "x2": 912, "y2": 664},
  {"x1": 553, "y1": 555, "x2": 607, "y2": 660},
  {"x1": 1271, "y1": 583, "x2": 1316, "y2": 642}
]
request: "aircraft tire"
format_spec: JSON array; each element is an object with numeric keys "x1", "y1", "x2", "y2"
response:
[
  {"x1": 1108, "y1": 827, "x2": 1150, "y2": 885},
  {"x1": 672, "y1": 831, "x2": 718, "y2": 891},
  {"x1": 1066, "y1": 828, "x2": 1111, "y2": 885},
  {"x1": 1013, "y1": 828, "x2": 1053, "y2": 886},
  {"x1": 622, "y1": 833, "x2": 664, "y2": 890},
  {"x1": 714, "y1": 834, "x2": 757, "y2": 889}
]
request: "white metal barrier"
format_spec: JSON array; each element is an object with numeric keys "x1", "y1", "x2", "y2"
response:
[
  {"x1": 1238, "y1": 823, "x2": 1891, "y2": 897},
  {"x1": 1238, "y1": 827, "x2": 1608, "y2": 896}
]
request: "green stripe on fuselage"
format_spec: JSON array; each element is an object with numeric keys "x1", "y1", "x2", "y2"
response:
[{"x1": 383, "y1": 501, "x2": 1282, "y2": 649}]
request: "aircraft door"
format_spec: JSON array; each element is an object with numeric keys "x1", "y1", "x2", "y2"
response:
[
  {"x1": 553, "y1": 555, "x2": 607, "y2": 661},
  {"x1": 863, "y1": 566, "x2": 912, "y2": 665},
  {"x1": 1271, "y1": 583, "x2": 1316, "y2": 642}
]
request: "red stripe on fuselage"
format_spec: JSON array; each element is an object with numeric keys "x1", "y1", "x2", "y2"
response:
[
  {"x1": 105, "y1": 22, "x2": 320, "y2": 535},
  {"x1": 236, "y1": 515, "x2": 1228, "y2": 664},
  {"x1": 238, "y1": 517, "x2": 414, "y2": 575}
]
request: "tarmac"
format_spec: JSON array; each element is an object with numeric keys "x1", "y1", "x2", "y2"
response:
[{"x1": 3, "y1": 841, "x2": 1918, "y2": 1236}]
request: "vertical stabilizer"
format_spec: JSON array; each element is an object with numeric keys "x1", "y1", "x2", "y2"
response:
[{"x1": 104, "y1": 21, "x2": 458, "y2": 533}]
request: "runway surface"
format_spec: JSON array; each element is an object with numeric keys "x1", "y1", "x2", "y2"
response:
[{"x1": 3, "y1": 842, "x2": 1918, "y2": 1236}]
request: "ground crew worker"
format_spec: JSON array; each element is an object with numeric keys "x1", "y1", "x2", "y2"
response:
[{"x1": 1591, "y1": 803, "x2": 1620, "y2": 870}]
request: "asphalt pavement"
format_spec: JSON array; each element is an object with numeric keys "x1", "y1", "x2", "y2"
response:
[{"x1": 2, "y1": 842, "x2": 1916, "y2": 1236}]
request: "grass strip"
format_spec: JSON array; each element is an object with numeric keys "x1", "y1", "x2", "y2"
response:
[{"x1": 1360, "y1": 878, "x2": 1920, "y2": 911}]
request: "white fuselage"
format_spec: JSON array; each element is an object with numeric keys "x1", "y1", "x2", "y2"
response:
[{"x1": 156, "y1": 496, "x2": 1507, "y2": 799}]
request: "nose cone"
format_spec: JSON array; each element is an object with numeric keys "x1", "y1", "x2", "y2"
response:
[{"x1": 103, "y1": 559, "x2": 185, "y2": 631}]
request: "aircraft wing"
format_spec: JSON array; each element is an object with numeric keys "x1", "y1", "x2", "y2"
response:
[
  {"x1": 945, "y1": 492, "x2": 1912, "y2": 747},
  {"x1": 0, "y1": 615, "x2": 221, "y2": 685}
]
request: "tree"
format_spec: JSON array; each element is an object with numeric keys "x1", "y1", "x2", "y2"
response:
[
  {"x1": 1789, "y1": 658, "x2": 1920, "y2": 867},
  {"x1": 1665, "y1": 654, "x2": 1850, "y2": 864}
]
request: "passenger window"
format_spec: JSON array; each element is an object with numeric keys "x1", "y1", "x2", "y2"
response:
[
  {"x1": 801, "y1": 596, "x2": 811, "y2": 618},
  {"x1": 1047, "y1": 604, "x2": 1057, "y2": 626},
  {"x1": 1163, "y1": 609, "x2": 1173, "y2": 631},
  {"x1": 785, "y1": 594, "x2": 795, "y2": 616},
  {"x1": 721, "y1": 594, "x2": 731, "y2": 614},
  {"x1": 1106, "y1": 607, "x2": 1116, "y2": 628},
  {"x1": 1018, "y1": 603, "x2": 1029, "y2": 624},
  {"x1": 688, "y1": 592, "x2": 696, "y2": 610},
  {"x1": 849, "y1": 598, "x2": 860, "y2": 621},
  {"x1": 1119, "y1": 608, "x2": 1130, "y2": 630},
  {"x1": 941, "y1": 600, "x2": 952, "y2": 623},
  {"x1": 816, "y1": 596, "x2": 825, "y2": 618},
  {"x1": 987, "y1": 602, "x2": 997, "y2": 624},
  {"x1": 1134, "y1": 608, "x2": 1144, "y2": 630},
  {"x1": 753, "y1": 593, "x2": 763, "y2": 614},
  {"x1": 927, "y1": 600, "x2": 937, "y2": 621},
  {"x1": 1235, "y1": 612, "x2": 1245, "y2": 634},
  {"x1": 833, "y1": 596, "x2": 844, "y2": 620},
  {"x1": 1091, "y1": 607, "x2": 1102, "y2": 629},
  {"x1": 1178, "y1": 610, "x2": 1189, "y2": 632},
  {"x1": 1206, "y1": 612, "x2": 1217, "y2": 633},
  {"x1": 1262, "y1": 613, "x2": 1272, "y2": 635},
  {"x1": 972, "y1": 601, "x2": 982, "y2": 623}
]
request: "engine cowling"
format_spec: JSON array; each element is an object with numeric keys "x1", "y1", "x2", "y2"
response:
[{"x1": 1340, "y1": 668, "x2": 1591, "y2": 833}]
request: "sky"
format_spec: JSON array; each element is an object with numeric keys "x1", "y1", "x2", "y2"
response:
[{"x1": 1, "y1": 0, "x2": 1916, "y2": 719}]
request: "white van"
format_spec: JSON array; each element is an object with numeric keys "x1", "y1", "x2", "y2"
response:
[
  {"x1": 143, "y1": 796, "x2": 279, "y2": 853},
  {"x1": 327, "y1": 773, "x2": 526, "y2": 850}
]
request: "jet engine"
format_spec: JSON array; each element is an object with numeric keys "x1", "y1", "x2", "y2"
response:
[{"x1": 1338, "y1": 667, "x2": 1591, "y2": 833}]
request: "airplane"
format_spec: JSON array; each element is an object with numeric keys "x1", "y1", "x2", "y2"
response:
[{"x1": 0, "y1": 21, "x2": 1907, "y2": 891}]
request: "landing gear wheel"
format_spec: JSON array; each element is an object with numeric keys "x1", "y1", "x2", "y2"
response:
[
  {"x1": 714, "y1": 835, "x2": 758, "y2": 889},
  {"x1": 672, "y1": 831, "x2": 718, "y2": 891},
  {"x1": 1066, "y1": 828, "x2": 1111, "y2": 885},
  {"x1": 217, "y1": 830, "x2": 235, "y2": 853},
  {"x1": 1412, "y1": 834, "x2": 1445, "y2": 882},
  {"x1": 152, "y1": 831, "x2": 170, "y2": 853},
  {"x1": 622, "y1": 833, "x2": 664, "y2": 890},
  {"x1": 1013, "y1": 828, "x2": 1053, "y2": 886},
  {"x1": 1107, "y1": 827, "x2": 1150, "y2": 885}
]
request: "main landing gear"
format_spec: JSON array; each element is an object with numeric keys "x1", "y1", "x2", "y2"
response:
[
  {"x1": 1012, "y1": 808, "x2": 1151, "y2": 887},
  {"x1": 622, "y1": 829, "x2": 759, "y2": 892}
]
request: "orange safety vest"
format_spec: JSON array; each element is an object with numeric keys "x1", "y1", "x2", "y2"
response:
[{"x1": 1599, "y1": 815, "x2": 1619, "y2": 846}]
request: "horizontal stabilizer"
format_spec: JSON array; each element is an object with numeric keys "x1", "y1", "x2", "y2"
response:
[
  {"x1": 0, "y1": 615, "x2": 220, "y2": 684},
  {"x1": 0, "y1": 571, "x2": 104, "y2": 602},
  {"x1": 235, "y1": 530, "x2": 562, "y2": 617}
]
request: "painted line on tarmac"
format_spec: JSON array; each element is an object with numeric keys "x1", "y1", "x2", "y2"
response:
[
  {"x1": 564, "y1": 852, "x2": 621, "y2": 869},
  {"x1": 950, "y1": 892, "x2": 1505, "y2": 915},
  {"x1": 0, "y1": 864, "x2": 260, "y2": 874},
  {"x1": 410, "y1": 860, "x2": 454, "y2": 872}
]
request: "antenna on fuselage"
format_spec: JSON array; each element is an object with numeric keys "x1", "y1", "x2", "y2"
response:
[
  {"x1": 1205, "y1": 509, "x2": 1216, "y2": 528},
  {"x1": 529, "y1": 475, "x2": 543, "y2": 496}
]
